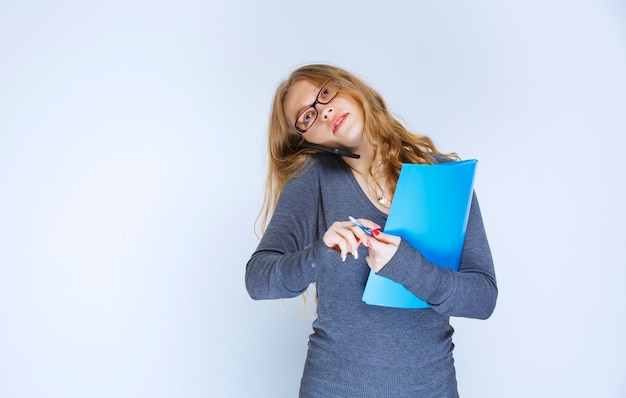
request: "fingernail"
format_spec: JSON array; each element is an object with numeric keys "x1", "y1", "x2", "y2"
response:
[
  {"x1": 365, "y1": 240, "x2": 372, "y2": 248},
  {"x1": 372, "y1": 229, "x2": 380, "y2": 237},
  {"x1": 374, "y1": 224, "x2": 382, "y2": 229},
  {"x1": 342, "y1": 254, "x2": 346, "y2": 262},
  {"x1": 353, "y1": 251, "x2": 358, "y2": 260}
]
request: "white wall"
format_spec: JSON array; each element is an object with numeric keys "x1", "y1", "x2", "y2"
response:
[{"x1": 1, "y1": 1, "x2": 625, "y2": 397}]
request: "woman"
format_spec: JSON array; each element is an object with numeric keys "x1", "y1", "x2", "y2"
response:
[{"x1": 245, "y1": 64, "x2": 497, "y2": 397}]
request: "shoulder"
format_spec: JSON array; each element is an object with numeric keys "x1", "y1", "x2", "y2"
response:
[
  {"x1": 431, "y1": 154, "x2": 456, "y2": 164},
  {"x1": 277, "y1": 154, "x2": 344, "y2": 208},
  {"x1": 290, "y1": 153, "x2": 345, "y2": 183}
]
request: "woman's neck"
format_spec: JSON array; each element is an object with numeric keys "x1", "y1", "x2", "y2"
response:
[
  {"x1": 343, "y1": 146, "x2": 392, "y2": 212},
  {"x1": 342, "y1": 145, "x2": 375, "y2": 175}
]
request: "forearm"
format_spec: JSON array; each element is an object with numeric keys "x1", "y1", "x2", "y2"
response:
[
  {"x1": 245, "y1": 240, "x2": 333, "y2": 300},
  {"x1": 378, "y1": 240, "x2": 497, "y2": 318},
  {"x1": 377, "y1": 193, "x2": 497, "y2": 318}
]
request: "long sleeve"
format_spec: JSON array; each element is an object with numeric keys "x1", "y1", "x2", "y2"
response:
[
  {"x1": 377, "y1": 192, "x2": 497, "y2": 319},
  {"x1": 246, "y1": 153, "x2": 497, "y2": 396},
  {"x1": 245, "y1": 163, "x2": 337, "y2": 300}
]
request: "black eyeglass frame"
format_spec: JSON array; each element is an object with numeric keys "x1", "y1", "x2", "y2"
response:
[{"x1": 294, "y1": 82, "x2": 340, "y2": 134}]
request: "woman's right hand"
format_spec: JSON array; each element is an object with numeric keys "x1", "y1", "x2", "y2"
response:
[
  {"x1": 322, "y1": 220, "x2": 362, "y2": 262},
  {"x1": 322, "y1": 219, "x2": 381, "y2": 262}
]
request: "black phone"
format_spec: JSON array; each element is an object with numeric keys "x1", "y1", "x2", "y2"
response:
[{"x1": 300, "y1": 142, "x2": 360, "y2": 159}]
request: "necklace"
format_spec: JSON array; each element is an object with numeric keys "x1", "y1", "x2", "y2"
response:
[{"x1": 350, "y1": 168, "x2": 390, "y2": 206}]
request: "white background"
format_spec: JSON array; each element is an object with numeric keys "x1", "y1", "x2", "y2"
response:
[{"x1": 1, "y1": 1, "x2": 625, "y2": 397}]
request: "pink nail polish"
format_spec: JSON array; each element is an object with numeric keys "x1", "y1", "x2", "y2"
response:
[{"x1": 365, "y1": 240, "x2": 372, "y2": 248}]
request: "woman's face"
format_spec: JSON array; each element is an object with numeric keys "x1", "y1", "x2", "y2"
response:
[{"x1": 284, "y1": 79, "x2": 365, "y2": 152}]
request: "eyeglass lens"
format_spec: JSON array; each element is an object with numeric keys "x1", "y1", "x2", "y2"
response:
[{"x1": 295, "y1": 85, "x2": 339, "y2": 133}]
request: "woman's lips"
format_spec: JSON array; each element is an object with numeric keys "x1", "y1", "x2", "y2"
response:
[{"x1": 332, "y1": 113, "x2": 349, "y2": 133}]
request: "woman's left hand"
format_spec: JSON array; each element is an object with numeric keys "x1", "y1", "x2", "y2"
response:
[
  {"x1": 364, "y1": 229, "x2": 401, "y2": 273},
  {"x1": 349, "y1": 218, "x2": 401, "y2": 273}
]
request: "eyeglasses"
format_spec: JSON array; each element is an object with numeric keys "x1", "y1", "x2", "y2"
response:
[{"x1": 294, "y1": 83, "x2": 340, "y2": 134}]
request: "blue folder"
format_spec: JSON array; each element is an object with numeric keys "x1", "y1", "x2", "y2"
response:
[{"x1": 361, "y1": 159, "x2": 477, "y2": 308}]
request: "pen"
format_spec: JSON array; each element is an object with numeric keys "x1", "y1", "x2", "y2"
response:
[{"x1": 349, "y1": 216, "x2": 374, "y2": 237}]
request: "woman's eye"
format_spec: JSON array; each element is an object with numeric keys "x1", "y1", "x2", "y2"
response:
[
  {"x1": 302, "y1": 110, "x2": 315, "y2": 123},
  {"x1": 320, "y1": 88, "x2": 331, "y2": 100}
]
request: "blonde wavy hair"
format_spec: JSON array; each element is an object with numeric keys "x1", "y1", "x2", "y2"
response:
[{"x1": 258, "y1": 64, "x2": 456, "y2": 234}]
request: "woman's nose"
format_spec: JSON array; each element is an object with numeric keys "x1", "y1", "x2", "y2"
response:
[{"x1": 320, "y1": 104, "x2": 334, "y2": 120}]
